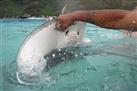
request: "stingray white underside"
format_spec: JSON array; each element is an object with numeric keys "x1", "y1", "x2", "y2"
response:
[{"x1": 16, "y1": 20, "x2": 91, "y2": 79}]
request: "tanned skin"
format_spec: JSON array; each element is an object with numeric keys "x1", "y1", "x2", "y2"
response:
[{"x1": 56, "y1": 9, "x2": 137, "y2": 35}]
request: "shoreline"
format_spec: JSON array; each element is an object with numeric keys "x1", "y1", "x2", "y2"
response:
[
  {"x1": 0, "y1": 16, "x2": 57, "y2": 21},
  {"x1": 0, "y1": 17, "x2": 47, "y2": 20}
]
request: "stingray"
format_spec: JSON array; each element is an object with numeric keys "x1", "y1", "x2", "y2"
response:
[{"x1": 16, "y1": 6, "x2": 91, "y2": 84}]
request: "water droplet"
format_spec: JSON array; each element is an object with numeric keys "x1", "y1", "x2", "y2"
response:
[
  {"x1": 52, "y1": 54, "x2": 55, "y2": 57},
  {"x1": 80, "y1": 53, "x2": 83, "y2": 56},
  {"x1": 74, "y1": 54, "x2": 78, "y2": 57},
  {"x1": 61, "y1": 57, "x2": 65, "y2": 60},
  {"x1": 70, "y1": 52, "x2": 73, "y2": 54},
  {"x1": 46, "y1": 57, "x2": 49, "y2": 60},
  {"x1": 58, "y1": 49, "x2": 61, "y2": 51}
]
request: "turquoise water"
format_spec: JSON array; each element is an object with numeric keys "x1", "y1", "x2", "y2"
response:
[{"x1": 1, "y1": 19, "x2": 137, "y2": 91}]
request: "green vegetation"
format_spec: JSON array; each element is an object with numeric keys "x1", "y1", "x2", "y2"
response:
[
  {"x1": 0, "y1": 0, "x2": 59, "y2": 18},
  {"x1": 0, "y1": 0, "x2": 137, "y2": 18},
  {"x1": 79, "y1": 0, "x2": 137, "y2": 10}
]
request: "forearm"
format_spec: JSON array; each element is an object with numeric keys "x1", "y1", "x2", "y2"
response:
[
  {"x1": 71, "y1": 10, "x2": 95, "y2": 23},
  {"x1": 56, "y1": 9, "x2": 134, "y2": 32},
  {"x1": 71, "y1": 10, "x2": 130, "y2": 29}
]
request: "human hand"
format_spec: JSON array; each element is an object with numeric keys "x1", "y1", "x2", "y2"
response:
[{"x1": 56, "y1": 14, "x2": 74, "y2": 32}]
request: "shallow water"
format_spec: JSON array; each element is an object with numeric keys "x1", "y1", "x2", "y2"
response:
[{"x1": 1, "y1": 19, "x2": 137, "y2": 91}]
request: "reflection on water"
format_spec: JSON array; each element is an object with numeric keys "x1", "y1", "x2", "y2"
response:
[{"x1": 1, "y1": 19, "x2": 137, "y2": 91}]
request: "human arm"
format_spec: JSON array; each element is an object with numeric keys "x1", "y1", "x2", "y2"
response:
[{"x1": 56, "y1": 9, "x2": 137, "y2": 31}]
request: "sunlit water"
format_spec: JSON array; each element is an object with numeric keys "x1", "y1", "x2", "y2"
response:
[{"x1": 1, "y1": 19, "x2": 137, "y2": 91}]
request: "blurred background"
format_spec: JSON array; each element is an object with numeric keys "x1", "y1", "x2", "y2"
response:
[{"x1": 0, "y1": 0, "x2": 137, "y2": 18}]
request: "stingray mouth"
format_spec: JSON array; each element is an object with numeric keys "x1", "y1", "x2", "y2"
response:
[
  {"x1": 66, "y1": 31, "x2": 80, "y2": 44},
  {"x1": 65, "y1": 29, "x2": 80, "y2": 37}
]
